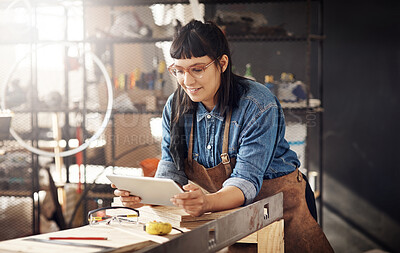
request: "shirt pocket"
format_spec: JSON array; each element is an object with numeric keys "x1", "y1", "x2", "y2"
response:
[{"x1": 228, "y1": 120, "x2": 241, "y2": 154}]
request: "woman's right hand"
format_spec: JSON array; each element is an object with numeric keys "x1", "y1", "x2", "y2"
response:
[{"x1": 111, "y1": 183, "x2": 144, "y2": 209}]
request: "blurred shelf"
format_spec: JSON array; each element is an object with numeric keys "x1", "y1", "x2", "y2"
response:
[
  {"x1": 0, "y1": 0, "x2": 318, "y2": 7},
  {"x1": 82, "y1": 0, "x2": 319, "y2": 7},
  {"x1": 0, "y1": 38, "x2": 168, "y2": 45},
  {"x1": 86, "y1": 37, "x2": 173, "y2": 44},
  {"x1": 8, "y1": 108, "x2": 162, "y2": 114},
  {"x1": 87, "y1": 191, "x2": 114, "y2": 199},
  {"x1": 0, "y1": 35, "x2": 325, "y2": 46},
  {"x1": 227, "y1": 34, "x2": 324, "y2": 42},
  {"x1": 0, "y1": 39, "x2": 89, "y2": 45},
  {"x1": 0, "y1": 189, "x2": 113, "y2": 200},
  {"x1": 281, "y1": 99, "x2": 323, "y2": 110},
  {"x1": 0, "y1": 39, "x2": 33, "y2": 45},
  {"x1": 0, "y1": 190, "x2": 32, "y2": 197},
  {"x1": 84, "y1": 0, "x2": 191, "y2": 6},
  {"x1": 9, "y1": 108, "x2": 89, "y2": 113},
  {"x1": 200, "y1": 0, "x2": 321, "y2": 3},
  {"x1": 111, "y1": 110, "x2": 163, "y2": 115}
]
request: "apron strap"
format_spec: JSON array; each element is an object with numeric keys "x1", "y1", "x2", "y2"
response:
[
  {"x1": 187, "y1": 113, "x2": 195, "y2": 165},
  {"x1": 220, "y1": 109, "x2": 232, "y2": 176},
  {"x1": 188, "y1": 109, "x2": 232, "y2": 176}
]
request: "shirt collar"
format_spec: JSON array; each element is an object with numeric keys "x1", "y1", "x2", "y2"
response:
[{"x1": 196, "y1": 102, "x2": 225, "y2": 122}]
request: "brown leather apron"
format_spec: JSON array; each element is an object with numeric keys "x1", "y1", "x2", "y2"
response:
[
  {"x1": 184, "y1": 110, "x2": 235, "y2": 192},
  {"x1": 183, "y1": 110, "x2": 334, "y2": 252}
]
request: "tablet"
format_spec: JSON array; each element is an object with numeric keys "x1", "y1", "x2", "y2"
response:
[{"x1": 106, "y1": 174, "x2": 184, "y2": 206}]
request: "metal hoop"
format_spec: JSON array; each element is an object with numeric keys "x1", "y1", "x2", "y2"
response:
[{"x1": 1, "y1": 43, "x2": 114, "y2": 157}]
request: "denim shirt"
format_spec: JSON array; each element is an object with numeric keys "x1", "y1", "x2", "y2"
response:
[{"x1": 155, "y1": 79, "x2": 300, "y2": 205}]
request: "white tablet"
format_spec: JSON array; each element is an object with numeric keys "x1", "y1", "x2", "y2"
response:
[{"x1": 106, "y1": 174, "x2": 184, "y2": 206}]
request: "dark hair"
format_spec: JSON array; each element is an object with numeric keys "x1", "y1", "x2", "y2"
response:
[{"x1": 170, "y1": 20, "x2": 248, "y2": 120}]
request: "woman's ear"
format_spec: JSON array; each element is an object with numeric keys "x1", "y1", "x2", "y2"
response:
[{"x1": 219, "y1": 54, "x2": 229, "y2": 73}]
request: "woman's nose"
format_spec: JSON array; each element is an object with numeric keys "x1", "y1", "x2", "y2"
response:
[{"x1": 183, "y1": 71, "x2": 195, "y2": 86}]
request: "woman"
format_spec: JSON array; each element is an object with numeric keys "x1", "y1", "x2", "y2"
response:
[{"x1": 114, "y1": 20, "x2": 333, "y2": 252}]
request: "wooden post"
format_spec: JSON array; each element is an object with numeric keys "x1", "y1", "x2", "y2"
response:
[{"x1": 257, "y1": 219, "x2": 284, "y2": 253}]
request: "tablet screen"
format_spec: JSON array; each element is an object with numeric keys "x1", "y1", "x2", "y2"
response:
[{"x1": 107, "y1": 174, "x2": 184, "y2": 206}]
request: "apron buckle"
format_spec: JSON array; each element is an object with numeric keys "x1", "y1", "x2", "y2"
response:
[
  {"x1": 297, "y1": 169, "x2": 303, "y2": 182},
  {"x1": 220, "y1": 153, "x2": 230, "y2": 165}
]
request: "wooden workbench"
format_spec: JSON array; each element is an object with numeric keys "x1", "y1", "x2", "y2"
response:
[
  {"x1": 0, "y1": 195, "x2": 284, "y2": 253},
  {"x1": 0, "y1": 220, "x2": 283, "y2": 253},
  {"x1": 133, "y1": 204, "x2": 284, "y2": 252}
]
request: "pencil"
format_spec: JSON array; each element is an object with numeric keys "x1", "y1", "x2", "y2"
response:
[{"x1": 49, "y1": 237, "x2": 108, "y2": 240}]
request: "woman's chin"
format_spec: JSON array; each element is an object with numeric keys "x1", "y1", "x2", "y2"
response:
[{"x1": 185, "y1": 93, "x2": 201, "y2": 102}]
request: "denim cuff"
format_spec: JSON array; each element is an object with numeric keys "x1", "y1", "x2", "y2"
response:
[
  {"x1": 223, "y1": 177, "x2": 257, "y2": 206},
  {"x1": 155, "y1": 160, "x2": 188, "y2": 187}
]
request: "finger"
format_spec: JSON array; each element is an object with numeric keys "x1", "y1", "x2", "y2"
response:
[
  {"x1": 182, "y1": 183, "x2": 200, "y2": 191},
  {"x1": 188, "y1": 211, "x2": 203, "y2": 217},
  {"x1": 174, "y1": 189, "x2": 202, "y2": 199},
  {"x1": 120, "y1": 196, "x2": 141, "y2": 203},
  {"x1": 114, "y1": 189, "x2": 130, "y2": 197},
  {"x1": 122, "y1": 201, "x2": 144, "y2": 209},
  {"x1": 182, "y1": 206, "x2": 203, "y2": 217},
  {"x1": 171, "y1": 193, "x2": 204, "y2": 207},
  {"x1": 173, "y1": 197, "x2": 203, "y2": 207}
]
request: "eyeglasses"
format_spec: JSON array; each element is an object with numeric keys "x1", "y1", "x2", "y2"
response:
[
  {"x1": 168, "y1": 59, "x2": 216, "y2": 80},
  {"x1": 88, "y1": 206, "x2": 139, "y2": 226}
]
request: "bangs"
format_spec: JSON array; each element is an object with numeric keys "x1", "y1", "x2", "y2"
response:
[{"x1": 170, "y1": 29, "x2": 211, "y2": 59}]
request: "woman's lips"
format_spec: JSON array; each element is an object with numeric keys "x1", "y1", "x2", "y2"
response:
[{"x1": 186, "y1": 87, "x2": 201, "y2": 94}]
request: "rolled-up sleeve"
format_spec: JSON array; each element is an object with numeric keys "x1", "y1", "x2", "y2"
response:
[
  {"x1": 225, "y1": 104, "x2": 280, "y2": 205},
  {"x1": 223, "y1": 177, "x2": 257, "y2": 206}
]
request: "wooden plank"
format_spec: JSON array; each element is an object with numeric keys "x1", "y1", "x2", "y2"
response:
[
  {"x1": 226, "y1": 220, "x2": 285, "y2": 251},
  {"x1": 237, "y1": 231, "x2": 257, "y2": 243},
  {"x1": 139, "y1": 205, "x2": 238, "y2": 219},
  {"x1": 257, "y1": 219, "x2": 284, "y2": 253},
  {"x1": 112, "y1": 198, "x2": 240, "y2": 229},
  {"x1": 136, "y1": 205, "x2": 242, "y2": 229}
]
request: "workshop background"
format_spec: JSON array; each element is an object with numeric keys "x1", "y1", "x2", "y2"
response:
[{"x1": 0, "y1": 0, "x2": 399, "y2": 252}]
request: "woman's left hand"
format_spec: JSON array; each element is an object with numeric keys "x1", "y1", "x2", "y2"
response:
[{"x1": 170, "y1": 184, "x2": 209, "y2": 217}]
